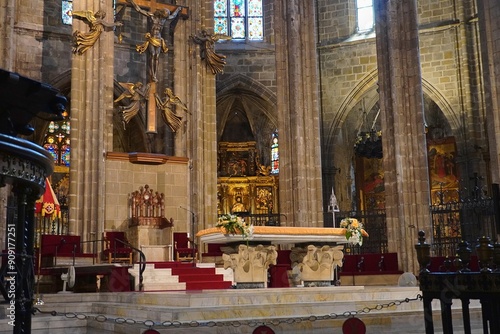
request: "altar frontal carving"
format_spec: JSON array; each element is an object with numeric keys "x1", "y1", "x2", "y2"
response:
[{"x1": 222, "y1": 244, "x2": 277, "y2": 287}]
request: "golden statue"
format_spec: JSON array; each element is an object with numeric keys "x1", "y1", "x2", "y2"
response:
[
  {"x1": 232, "y1": 196, "x2": 246, "y2": 213},
  {"x1": 127, "y1": 0, "x2": 182, "y2": 82},
  {"x1": 191, "y1": 29, "x2": 231, "y2": 75},
  {"x1": 114, "y1": 82, "x2": 150, "y2": 129},
  {"x1": 154, "y1": 88, "x2": 189, "y2": 132},
  {"x1": 72, "y1": 10, "x2": 122, "y2": 55}
]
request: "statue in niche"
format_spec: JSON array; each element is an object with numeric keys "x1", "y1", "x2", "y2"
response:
[
  {"x1": 154, "y1": 88, "x2": 189, "y2": 132},
  {"x1": 232, "y1": 196, "x2": 246, "y2": 213},
  {"x1": 255, "y1": 153, "x2": 271, "y2": 176},
  {"x1": 72, "y1": 10, "x2": 122, "y2": 55},
  {"x1": 256, "y1": 188, "x2": 272, "y2": 210},
  {"x1": 190, "y1": 29, "x2": 231, "y2": 75},
  {"x1": 127, "y1": 0, "x2": 182, "y2": 82},
  {"x1": 114, "y1": 82, "x2": 150, "y2": 129}
]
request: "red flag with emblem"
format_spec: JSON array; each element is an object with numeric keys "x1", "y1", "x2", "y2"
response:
[{"x1": 35, "y1": 178, "x2": 61, "y2": 218}]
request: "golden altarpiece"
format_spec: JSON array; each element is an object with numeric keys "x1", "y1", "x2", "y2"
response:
[{"x1": 217, "y1": 141, "x2": 278, "y2": 224}]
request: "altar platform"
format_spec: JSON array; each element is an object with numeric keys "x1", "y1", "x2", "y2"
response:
[{"x1": 15, "y1": 285, "x2": 484, "y2": 333}]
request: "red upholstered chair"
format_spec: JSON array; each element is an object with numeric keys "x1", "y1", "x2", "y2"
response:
[
  {"x1": 173, "y1": 232, "x2": 197, "y2": 262},
  {"x1": 102, "y1": 231, "x2": 133, "y2": 264}
]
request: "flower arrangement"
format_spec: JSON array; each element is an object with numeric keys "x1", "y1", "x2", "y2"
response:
[
  {"x1": 216, "y1": 214, "x2": 254, "y2": 241},
  {"x1": 340, "y1": 217, "x2": 364, "y2": 246}
]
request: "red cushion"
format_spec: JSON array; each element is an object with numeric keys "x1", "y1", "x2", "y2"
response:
[{"x1": 342, "y1": 255, "x2": 357, "y2": 272}]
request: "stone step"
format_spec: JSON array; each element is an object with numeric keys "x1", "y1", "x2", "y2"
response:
[
  {"x1": 139, "y1": 282, "x2": 186, "y2": 290},
  {"x1": 30, "y1": 290, "x2": 427, "y2": 322},
  {"x1": 37, "y1": 286, "x2": 427, "y2": 309},
  {"x1": 142, "y1": 276, "x2": 180, "y2": 283},
  {"x1": 128, "y1": 262, "x2": 234, "y2": 291},
  {"x1": 0, "y1": 287, "x2": 485, "y2": 333},
  {"x1": 28, "y1": 287, "x2": 479, "y2": 334},
  {"x1": 0, "y1": 314, "x2": 87, "y2": 334}
]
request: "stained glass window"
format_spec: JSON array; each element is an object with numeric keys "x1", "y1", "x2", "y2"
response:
[
  {"x1": 271, "y1": 131, "x2": 279, "y2": 174},
  {"x1": 356, "y1": 0, "x2": 374, "y2": 32},
  {"x1": 62, "y1": 1, "x2": 117, "y2": 26},
  {"x1": 62, "y1": 0, "x2": 73, "y2": 25},
  {"x1": 43, "y1": 120, "x2": 71, "y2": 167},
  {"x1": 214, "y1": 0, "x2": 263, "y2": 41}
]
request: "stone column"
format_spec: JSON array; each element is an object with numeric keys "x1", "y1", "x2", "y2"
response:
[
  {"x1": 69, "y1": 0, "x2": 116, "y2": 246},
  {"x1": 175, "y1": 1, "x2": 218, "y2": 232},
  {"x1": 274, "y1": 0, "x2": 324, "y2": 227},
  {"x1": 0, "y1": 0, "x2": 15, "y2": 70},
  {"x1": 375, "y1": 0, "x2": 431, "y2": 274},
  {"x1": 478, "y1": 0, "x2": 500, "y2": 183}
]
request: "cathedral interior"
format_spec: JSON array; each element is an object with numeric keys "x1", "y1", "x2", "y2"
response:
[{"x1": 1, "y1": 0, "x2": 500, "y2": 280}]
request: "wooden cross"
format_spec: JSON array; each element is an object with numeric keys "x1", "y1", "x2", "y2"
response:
[
  {"x1": 116, "y1": 0, "x2": 189, "y2": 133},
  {"x1": 116, "y1": 0, "x2": 189, "y2": 18}
]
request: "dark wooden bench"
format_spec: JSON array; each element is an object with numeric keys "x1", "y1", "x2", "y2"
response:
[{"x1": 37, "y1": 235, "x2": 131, "y2": 293}]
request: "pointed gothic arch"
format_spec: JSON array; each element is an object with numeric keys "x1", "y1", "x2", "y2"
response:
[
  {"x1": 325, "y1": 70, "x2": 463, "y2": 161},
  {"x1": 324, "y1": 70, "x2": 463, "y2": 212},
  {"x1": 216, "y1": 74, "x2": 277, "y2": 166}
]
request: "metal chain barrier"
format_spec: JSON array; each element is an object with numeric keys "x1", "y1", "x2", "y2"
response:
[{"x1": 34, "y1": 294, "x2": 422, "y2": 330}]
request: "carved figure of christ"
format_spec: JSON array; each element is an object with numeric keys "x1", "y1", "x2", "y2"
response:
[{"x1": 117, "y1": 0, "x2": 188, "y2": 133}]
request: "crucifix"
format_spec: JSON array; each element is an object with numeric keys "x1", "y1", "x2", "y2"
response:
[{"x1": 117, "y1": 0, "x2": 189, "y2": 133}]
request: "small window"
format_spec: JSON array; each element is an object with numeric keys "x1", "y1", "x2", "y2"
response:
[
  {"x1": 62, "y1": 0, "x2": 117, "y2": 25},
  {"x1": 43, "y1": 120, "x2": 71, "y2": 167},
  {"x1": 62, "y1": 0, "x2": 73, "y2": 25},
  {"x1": 356, "y1": 0, "x2": 374, "y2": 32},
  {"x1": 271, "y1": 131, "x2": 279, "y2": 174},
  {"x1": 214, "y1": 0, "x2": 263, "y2": 41}
]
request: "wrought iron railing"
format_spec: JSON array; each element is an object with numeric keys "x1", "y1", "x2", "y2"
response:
[
  {"x1": 430, "y1": 183, "x2": 499, "y2": 257},
  {"x1": 236, "y1": 213, "x2": 283, "y2": 226}
]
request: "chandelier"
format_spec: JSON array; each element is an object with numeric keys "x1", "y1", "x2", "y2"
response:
[{"x1": 354, "y1": 129, "x2": 382, "y2": 159}]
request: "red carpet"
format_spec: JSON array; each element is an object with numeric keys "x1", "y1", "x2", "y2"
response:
[{"x1": 152, "y1": 262, "x2": 233, "y2": 290}]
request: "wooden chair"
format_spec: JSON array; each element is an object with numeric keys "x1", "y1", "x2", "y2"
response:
[
  {"x1": 102, "y1": 231, "x2": 133, "y2": 264},
  {"x1": 173, "y1": 232, "x2": 197, "y2": 262}
]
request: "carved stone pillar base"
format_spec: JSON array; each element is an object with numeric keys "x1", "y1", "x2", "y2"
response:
[
  {"x1": 293, "y1": 245, "x2": 344, "y2": 284},
  {"x1": 222, "y1": 244, "x2": 277, "y2": 286}
]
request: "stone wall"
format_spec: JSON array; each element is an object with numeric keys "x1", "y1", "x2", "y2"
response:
[
  {"x1": 317, "y1": 0, "x2": 485, "y2": 211},
  {"x1": 104, "y1": 154, "x2": 189, "y2": 234},
  {"x1": 2, "y1": 0, "x2": 72, "y2": 80}
]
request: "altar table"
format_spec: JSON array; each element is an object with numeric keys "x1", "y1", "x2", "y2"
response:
[
  {"x1": 196, "y1": 226, "x2": 368, "y2": 245},
  {"x1": 196, "y1": 226, "x2": 368, "y2": 287}
]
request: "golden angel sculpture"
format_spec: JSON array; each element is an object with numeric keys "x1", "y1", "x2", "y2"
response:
[
  {"x1": 154, "y1": 88, "x2": 189, "y2": 132},
  {"x1": 191, "y1": 29, "x2": 231, "y2": 75},
  {"x1": 72, "y1": 10, "x2": 122, "y2": 55},
  {"x1": 114, "y1": 82, "x2": 150, "y2": 129}
]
